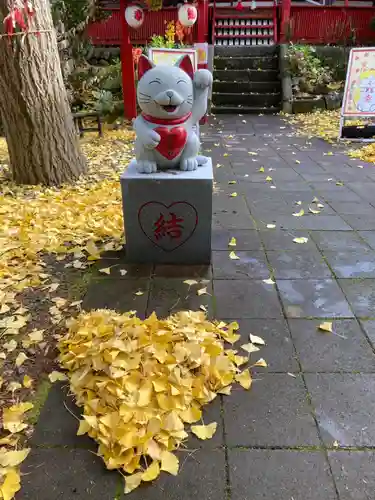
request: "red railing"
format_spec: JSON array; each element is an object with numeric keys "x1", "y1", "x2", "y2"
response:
[
  {"x1": 87, "y1": 7, "x2": 197, "y2": 45},
  {"x1": 287, "y1": 6, "x2": 375, "y2": 44}
]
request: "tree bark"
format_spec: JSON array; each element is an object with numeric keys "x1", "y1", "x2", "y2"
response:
[{"x1": 0, "y1": 0, "x2": 87, "y2": 185}]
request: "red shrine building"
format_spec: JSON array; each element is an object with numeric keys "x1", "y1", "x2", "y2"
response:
[
  {"x1": 88, "y1": 0, "x2": 375, "y2": 118},
  {"x1": 89, "y1": 0, "x2": 375, "y2": 48}
]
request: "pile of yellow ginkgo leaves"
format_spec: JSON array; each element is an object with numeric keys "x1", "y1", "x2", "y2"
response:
[{"x1": 59, "y1": 309, "x2": 266, "y2": 494}]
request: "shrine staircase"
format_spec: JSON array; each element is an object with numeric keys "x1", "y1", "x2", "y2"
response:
[{"x1": 211, "y1": 45, "x2": 281, "y2": 114}]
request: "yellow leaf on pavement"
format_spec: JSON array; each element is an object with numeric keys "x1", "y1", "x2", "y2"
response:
[
  {"x1": 266, "y1": 224, "x2": 276, "y2": 229},
  {"x1": 241, "y1": 343, "x2": 260, "y2": 354},
  {"x1": 258, "y1": 166, "x2": 265, "y2": 172},
  {"x1": 309, "y1": 207, "x2": 320, "y2": 215},
  {"x1": 197, "y1": 287, "x2": 208, "y2": 296},
  {"x1": 77, "y1": 420, "x2": 91, "y2": 436},
  {"x1": 0, "y1": 448, "x2": 30, "y2": 467},
  {"x1": 229, "y1": 251, "x2": 240, "y2": 260},
  {"x1": 218, "y1": 385, "x2": 232, "y2": 395},
  {"x1": 141, "y1": 461, "x2": 160, "y2": 482},
  {"x1": 293, "y1": 209, "x2": 305, "y2": 217},
  {"x1": 230, "y1": 192, "x2": 238, "y2": 197},
  {"x1": 319, "y1": 322, "x2": 333, "y2": 333},
  {"x1": 253, "y1": 358, "x2": 268, "y2": 368},
  {"x1": 293, "y1": 237, "x2": 309, "y2": 244},
  {"x1": 228, "y1": 237, "x2": 237, "y2": 247},
  {"x1": 124, "y1": 472, "x2": 142, "y2": 494},
  {"x1": 0, "y1": 468, "x2": 21, "y2": 500},
  {"x1": 266, "y1": 176, "x2": 273, "y2": 182},
  {"x1": 191, "y1": 422, "x2": 217, "y2": 440},
  {"x1": 160, "y1": 451, "x2": 179, "y2": 476},
  {"x1": 249, "y1": 334, "x2": 265, "y2": 345},
  {"x1": 235, "y1": 369, "x2": 252, "y2": 389},
  {"x1": 99, "y1": 267, "x2": 111, "y2": 275}
]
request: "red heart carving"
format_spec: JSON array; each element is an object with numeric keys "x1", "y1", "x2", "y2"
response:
[
  {"x1": 154, "y1": 126, "x2": 188, "y2": 160},
  {"x1": 138, "y1": 201, "x2": 198, "y2": 252}
]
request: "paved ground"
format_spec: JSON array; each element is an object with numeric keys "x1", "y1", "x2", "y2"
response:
[{"x1": 18, "y1": 115, "x2": 375, "y2": 499}]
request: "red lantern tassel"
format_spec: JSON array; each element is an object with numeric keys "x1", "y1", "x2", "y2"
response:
[{"x1": 235, "y1": 0, "x2": 244, "y2": 11}]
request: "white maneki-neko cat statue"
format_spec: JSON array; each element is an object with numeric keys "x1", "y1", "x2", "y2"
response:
[{"x1": 132, "y1": 54, "x2": 213, "y2": 174}]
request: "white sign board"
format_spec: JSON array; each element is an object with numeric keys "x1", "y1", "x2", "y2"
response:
[
  {"x1": 147, "y1": 47, "x2": 197, "y2": 71},
  {"x1": 339, "y1": 47, "x2": 375, "y2": 141}
]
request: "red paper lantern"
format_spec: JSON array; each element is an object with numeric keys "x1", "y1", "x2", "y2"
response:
[
  {"x1": 178, "y1": 4, "x2": 197, "y2": 28},
  {"x1": 125, "y1": 5, "x2": 144, "y2": 29}
]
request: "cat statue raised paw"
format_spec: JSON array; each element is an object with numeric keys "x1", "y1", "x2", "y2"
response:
[{"x1": 132, "y1": 54, "x2": 213, "y2": 174}]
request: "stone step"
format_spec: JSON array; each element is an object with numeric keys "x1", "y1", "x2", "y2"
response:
[
  {"x1": 211, "y1": 104, "x2": 281, "y2": 114},
  {"x1": 214, "y1": 69, "x2": 279, "y2": 82},
  {"x1": 213, "y1": 80, "x2": 281, "y2": 94},
  {"x1": 212, "y1": 92, "x2": 281, "y2": 107},
  {"x1": 214, "y1": 56, "x2": 278, "y2": 70},
  {"x1": 214, "y1": 45, "x2": 278, "y2": 57}
]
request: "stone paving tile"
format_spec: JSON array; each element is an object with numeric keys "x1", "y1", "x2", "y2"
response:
[
  {"x1": 228, "y1": 450, "x2": 337, "y2": 500},
  {"x1": 17, "y1": 448, "x2": 120, "y2": 500},
  {"x1": 342, "y1": 215, "x2": 375, "y2": 230},
  {"x1": 212, "y1": 192, "x2": 250, "y2": 214},
  {"x1": 288, "y1": 319, "x2": 375, "y2": 372},
  {"x1": 147, "y1": 278, "x2": 213, "y2": 318},
  {"x1": 267, "y1": 215, "x2": 352, "y2": 231},
  {"x1": 211, "y1": 229, "x2": 262, "y2": 251},
  {"x1": 89, "y1": 260, "x2": 153, "y2": 279},
  {"x1": 359, "y1": 320, "x2": 375, "y2": 349},
  {"x1": 358, "y1": 230, "x2": 375, "y2": 250},
  {"x1": 213, "y1": 279, "x2": 283, "y2": 319},
  {"x1": 267, "y1": 249, "x2": 333, "y2": 280},
  {"x1": 327, "y1": 201, "x2": 375, "y2": 216},
  {"x1": 319, "y1": 191, "x2": 363, "y2": 203},
  {"x1": 223, "y1": 374, "x2": 320, "y2": 447},
  {"x1": 338, "y1": 279, "x2": 375, "y2": 318},
  {"x1": 310, "y1": 231, "x2": 370, "y2": 252},
  {"x1": 153, "y1": 264, "x2": 212, "y2": 279},
  {"x1": 212, "y1": 250, "x2": 270, "y2": 280},
  {"x1": 221, "y1": 318, "x2": 298, "y2": 372},
  {"x1": 323, "y1": 250, "x2": 375, "y2": 278},
  {"x1": 259, "y1": 230, "x2": 316, "y2": 251},
  {"x1": 328, "y1": 451, "x2": 375, "y2": 500},
  {"x1": 30, "y1": 383, "x2": 95, "y2": 449},
  {"x1": 305, "y1": 374, "x2": 375, "y2": 447},
  {"x1": 277, "y1": 279, "x2": 354, "y2": 318},
  {"x1": 124, "y1": 450, "x2": 226, "y2": 500},
  {"x1": 212, "y1": 212, "x2": 255, "y2": 230},
  {"x1": 82, "y1": 278, "x2": 150, "y2": 317}
]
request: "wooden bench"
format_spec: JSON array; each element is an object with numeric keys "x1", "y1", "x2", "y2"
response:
[{"x1": 72, "y1": 111, "x2": 103, "y2": 138}]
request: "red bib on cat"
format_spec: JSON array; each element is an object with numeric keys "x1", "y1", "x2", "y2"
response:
[
  {"x1": 154, "y1": 126, "x2": 187, "y2": 160},
  {"x1": 141, "y1": 112, "x2": 191, "y2": 160}
]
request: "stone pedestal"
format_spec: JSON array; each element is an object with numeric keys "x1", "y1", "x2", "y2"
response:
[{"x1": 120, "y1": 159, "x2": 213, "y2": 264}]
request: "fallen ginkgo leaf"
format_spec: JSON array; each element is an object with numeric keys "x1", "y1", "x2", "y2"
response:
[
  {"x1": 263, "y1": 278, "x2": 275, "y2": 285},
  {"x1": 293, "y1": 237, "x2": 309, "y2": 244},
  {"x1": 249, "y1": 334, "x2": 265, "y2": 345},
  {"x1": 229, "y1": 251, "x2": 240, "y2": 260},
  {"x1": 293, "y1": 209, "x2": 305, "y2": 217},
  {"x1": 49, "y1": 371, "x2": 68, "y2": 383},
  {"x1": 235, "y1": 369, "x2": 252, "y2": 389},
  {"x1": 228, "y1": 237, "x2": 237, "y2": 247},
  {"x1": 99, "y1": 267, "x2": 111, "y2": 275},
  {"x1": 191, "y1": 422, "x2": 217, "y2": 440},
  {"x1": 319, "y1": 322, "x2": 333, "y2": 333},
  {"x1": 183, "y1": 279, "x2": 198, "y2": 286}
]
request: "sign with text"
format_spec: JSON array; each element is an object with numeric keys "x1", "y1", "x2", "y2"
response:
[
  {"x1": 340, "y1": 47, "x2": 375, "y2": 141},
  {"x1": 147, "y1": 48, "x2": 197, "y2": 71}
]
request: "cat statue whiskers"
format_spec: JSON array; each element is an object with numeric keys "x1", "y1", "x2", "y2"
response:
[{"x1": 132, "y1": 54, "x2": 213, "y2": 174}]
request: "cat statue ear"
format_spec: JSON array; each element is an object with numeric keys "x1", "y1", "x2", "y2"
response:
[
  {"x1": 175, "y1": 54, "x2": 194, "y2": 80},
  {"x1": 138, "y1": 55, "x2": 155, "y2": 80}
]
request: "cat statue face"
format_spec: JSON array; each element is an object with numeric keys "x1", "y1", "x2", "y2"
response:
[{"x1": 137, "y1": 55, "x2": 194, "y2": 120}]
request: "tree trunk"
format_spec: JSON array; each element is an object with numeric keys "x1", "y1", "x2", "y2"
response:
[{"x1": 0, "y1": 0, "x2": 87, "y2": 185}]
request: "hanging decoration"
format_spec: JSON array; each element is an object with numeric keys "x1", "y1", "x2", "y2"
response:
[
  {"x1": 235, "y1": 0, "x2": 244, "y2": 11},
  {"x1": 2, "y1": 0, "x2": 35, "y2": 38},
  {"x1": 125, "y1": 5, "x2": 144, "y2": 29},
  {"x1": 178, "y1": 3, "x2": 198, "y2": 28},
  {"x1": 251, "y1": 0, "x2": 257, "y2": 10}
]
